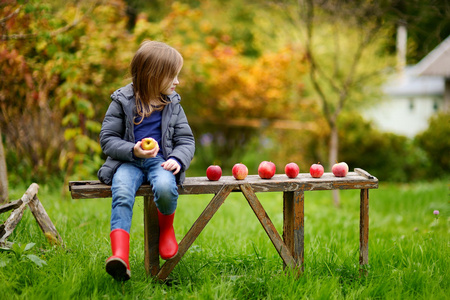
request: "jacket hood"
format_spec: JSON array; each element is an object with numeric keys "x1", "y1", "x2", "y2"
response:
[{"x1": 111, "y1": 83, "x2": 181, "y2": 105}]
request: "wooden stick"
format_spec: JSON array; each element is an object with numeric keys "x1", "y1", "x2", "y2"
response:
[
  {"x1": 0, "y1": 202, "x2": 27, "y2": 244},
  {"x1": 28, "y1": 195, "x2": 63, "y2": 246},
  {"x1": 354, "y1": 168, "x2": 375, "y2": 180},
  {"x1": 0, "y1": 183, "x2": 39, "y2": 244},
  {"x1": 0, "y1": 199, "x2": 23, "y2": 214}
]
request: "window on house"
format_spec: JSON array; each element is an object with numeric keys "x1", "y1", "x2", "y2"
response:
[
  {"x1": 409, "y1": 98, "x2": 414, "y2": 111},
  {"x1": 433, "y1": 99, "x2": 439, "y2": 112}
]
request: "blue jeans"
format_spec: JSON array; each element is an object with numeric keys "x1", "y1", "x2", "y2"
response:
[{"x1": 110, "y1": 156, "x2": 178, "y2": 232}]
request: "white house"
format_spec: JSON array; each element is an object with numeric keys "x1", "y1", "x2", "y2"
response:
[{"x1": 363, "y1": 35, "x2": 449, "y2": 138}]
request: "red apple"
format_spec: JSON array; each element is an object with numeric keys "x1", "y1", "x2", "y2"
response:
[
  {"x1": 310, "y1": 163, "x2": 324, "y2": 178},
  {"x1": 141, "y1": 137, "x2": 157, "y2": 150},
  {"x1": 258, "y1": 161, "x2": 276, "y2": 179},
  {"x1": 285, "y1": 162, "x2": 299, "y2": 178},
  {"x1": 332, "y1": 162, "x2": 349, "y2": 177},
  {"x1": 206, "y1": 165, "x2": 222, "y2": 181},
  {"x1": 232, "y1": 163, "x2": 248, "y2": 180}
]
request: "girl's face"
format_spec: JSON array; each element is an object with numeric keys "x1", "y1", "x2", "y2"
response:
[{"x1": 161, "y1": 75, "x2": 180, "y2": 95}]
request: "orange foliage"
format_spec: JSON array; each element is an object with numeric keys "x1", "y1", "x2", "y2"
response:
[
  {"x1": 134, "y1": 2, "x2": 308, "y2": 122},
  {"x1": 0, "y1": 0, "x2": 132, "y2": 182},
  {"x1": 0, "y1": 0, "x2": 311, "y2": 181}
]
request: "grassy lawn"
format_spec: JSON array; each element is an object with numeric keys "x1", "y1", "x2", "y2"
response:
[{"x1": 1, "y1": 180, "x2": 448, "y2": 299}]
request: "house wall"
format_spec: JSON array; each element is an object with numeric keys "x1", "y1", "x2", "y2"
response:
[{"x1": 363, "y1": 95, "x2": 443, "y2": 138}]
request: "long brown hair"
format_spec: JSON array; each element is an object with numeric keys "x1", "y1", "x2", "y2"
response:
[{"x1": 131, "y1": 41, "x2": 183, "y2": 125}]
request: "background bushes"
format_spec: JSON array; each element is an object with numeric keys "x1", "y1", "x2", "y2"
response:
[
  {"x1": 1, "y1": 1, "x2": 448, "y2": 185},
  {"x1": 415, "y1": 112, "x2": 450, "y2": 178},
  {"x1": 336, "y1": 112, "x2": 447, "y2": 182}
]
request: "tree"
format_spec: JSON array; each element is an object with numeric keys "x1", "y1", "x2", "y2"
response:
[
  {"x1": 133, "y1": 2, "x2": 308, "y2": 169},
  {"x1": 275, "y1": 0, "x2": 395, "y2": 206},
  {"x1": 0, "y1": 0, "x2": 132, "y2": 185},
  {"x1": 384, "y1": 0, "x2": 450, "y2": 64},
  {"x1": 0, "y1": 128, "x2": 7, "y2": 204}
]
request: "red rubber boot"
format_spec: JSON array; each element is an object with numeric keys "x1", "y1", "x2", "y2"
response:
[
  {"x1": 157, "y1": 210, "x2": 178, "y2": 260},
  {"x1": 105, "y1": 229, "x2": 131, "y2": 281}
]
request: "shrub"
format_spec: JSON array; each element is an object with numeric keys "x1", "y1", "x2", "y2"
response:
[
  {"x1": 337, "y1": 113, "x2": 430, "y2": 182},
  {"x1": 415, "y1": 112, "x2": 450, "y2": 178}
]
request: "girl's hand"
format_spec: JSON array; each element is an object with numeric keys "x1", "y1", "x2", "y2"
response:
[
  {"x1": 133, "y1": 141, "x2": 159, "y2": 158},
  {"x1": 161, "y1": 158, "x2": 181, "y2": 175}
]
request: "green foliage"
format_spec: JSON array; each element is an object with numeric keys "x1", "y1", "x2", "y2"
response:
[
  {"x1": 337, "y1": 113, "x2": 431, "y2": 182},
  {"x1": 1, "y1": 0, "x2": 132, "y2": 184},
  {"x1": 132, "y1": 1, "x2": 309, "y2": 169},
  {"x1": 0, "y1": 242, "x2": 47, "y2": 267},
  {"x1": 1, "y1": 0, "x2": 311, "y2": 183},
  {"x1": 385, "y1": 0, "x2": 450, "y2": 64},
  {"x1": 415, "y1": 112, "x2": 450, "y2": 177},
  {"x1": 0, "y1": 0, "x2": 447, "y2": 185}
]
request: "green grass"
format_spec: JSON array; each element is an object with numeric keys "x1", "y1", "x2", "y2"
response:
[{"x1": 1, "y1": 180, "x2": 448, "y2": 299}]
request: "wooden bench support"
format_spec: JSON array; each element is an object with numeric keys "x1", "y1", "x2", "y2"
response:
[
  {"x1": 154, "y1": 184, "x2": 235, "y2": 281},
  {"x1": 150, "y1": 183, "x2": 303, "y2": 281},
  {"x1": 359, "y1": 188, "x2": 369, "y2": 275},
  {"x1": 283, "y1": 190, "x2": 304, "y2": 273},
  {"x1": 241, "y1": 183, "x2": 295, "y2": 268},
  {"x1": 144, "y1": 195, "x2": 160, "y2": 276},
  {"x1": 69, "y1": 168, "x2": 378, "y2": 281}
]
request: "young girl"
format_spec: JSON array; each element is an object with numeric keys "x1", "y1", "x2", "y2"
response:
[{"x1": 97, "y1": 41, "x2": 195, "y2": 281}]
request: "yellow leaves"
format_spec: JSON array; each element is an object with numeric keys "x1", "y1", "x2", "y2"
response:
[
  {"x1": 0, "y1": 0, "x2": 135, "y2": 182},
  {"x1": 181, "y1": 42, "x2": 305, "y2": 120},
  {"x1": 64, "y1": 128, "x2": 101, "y2": 153},
  {"x1": 44, "y1": 232, "x2": 59, "y2": 246},
  {"x1": 64, "y1": 128, "x2": 81, "y2": 141},
  {"x1": 200, "y1": 20, "x2": 213, "y2": 34},
  {"x1": 1, "y1": 0, "x2": 312, "y2": 181}
]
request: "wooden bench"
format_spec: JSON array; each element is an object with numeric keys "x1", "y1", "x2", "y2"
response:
[{"x1": 69, "y1": 168, "x2": 378, "y2": 281}]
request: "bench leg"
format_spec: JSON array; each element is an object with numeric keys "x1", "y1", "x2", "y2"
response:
[
  {"x1": 156, "y1": 184, "x2": 235, "y2": 281},
  {"x1": 144, "y1": 195, "x2": 160, "y2": 276},
  {"x1": 283, "y1": 190, "x2": 304, "y2": 273},
  {"x1": 359, "y1": 189, "x2": 369, "y2": 276},
  {"x1": 240, "y1": 183, "x2": 295, "y2": 269}
]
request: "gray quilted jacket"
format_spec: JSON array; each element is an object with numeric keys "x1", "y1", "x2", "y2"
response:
[{"x1": 97, "y1": 83, "x2": 195, "y2": 185}]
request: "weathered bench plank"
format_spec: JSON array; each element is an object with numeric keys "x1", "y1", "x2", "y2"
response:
[{"x1": 69, "y1": 169, "x2": 378, "y2": 199}]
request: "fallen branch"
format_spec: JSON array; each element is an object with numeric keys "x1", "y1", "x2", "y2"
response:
[
  {"x1": 28, "y1": 195, "x2": 63, "y2": 246},
  {"x1": 0, "y1": 183, "x2": 38, "y2": 244},
  {"x1": 0, "y1": 183, "x2": 63, "y2": 247},
  {"x1": 0, "y1": 198, "x2": 23, "y2": 214}
]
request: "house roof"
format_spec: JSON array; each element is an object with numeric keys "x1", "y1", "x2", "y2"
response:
[
  {"x1": 414, "y1": 35, "x2": 450, "y2": 77},
  {"x1": 383, "y1": 66, "x2": 444, "y2": 97}
]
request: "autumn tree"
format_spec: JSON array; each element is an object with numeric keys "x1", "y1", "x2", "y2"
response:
[
  {"x1": 0, "y1": 0, "x2": 132, "y2": 185},
  {"x1": 269, "y1": 0, "x2": 395, "y2": 205},
  {"x1": 1, "y1": 0, "x2": 310, "y2": 184},
  {"x1": 133, "y1": 2, "x2": 309, "y2": 169}
]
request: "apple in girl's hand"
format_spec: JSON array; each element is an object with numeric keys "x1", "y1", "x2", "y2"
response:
[
  {"x1": 258, "y1": 161, "x2": 276, "y2": 179},
  {"x1": 232, "y1": 163, "x2": 248, "y2": 180},
  {"x1": 206, "y1": 165, "x2": 222, "y2": 181},
  {"x1": 141, "y1": 137, "x2": 157, "y2": 150},
  {"x1": 332, "y1": 162, "x2": 349, "y2": 177},
  {"x1": 284, "y1": 162, "x2": 299, "y2": 178},
  {"x1": 309, "y1": 163, "x2": 324, "y2": 178}
]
